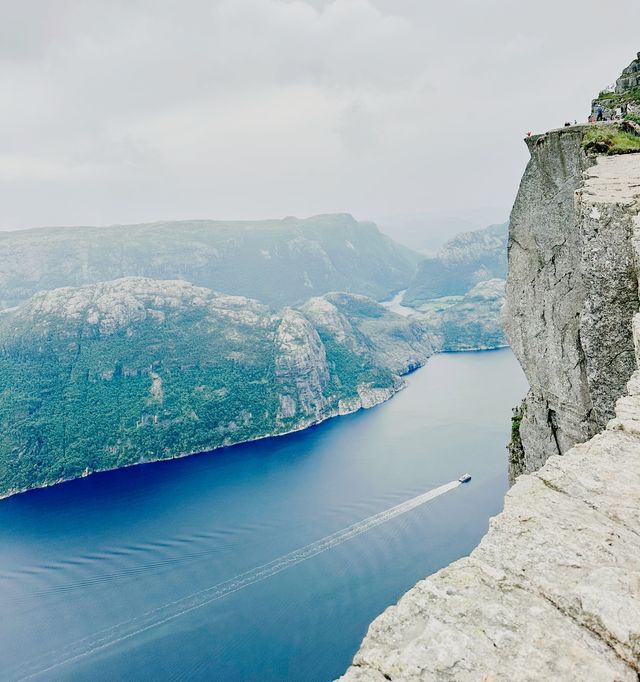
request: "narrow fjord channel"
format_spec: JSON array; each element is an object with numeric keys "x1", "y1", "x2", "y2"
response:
[{"x1": 0, "y1": 349, "x2": 526, "y2": 681}]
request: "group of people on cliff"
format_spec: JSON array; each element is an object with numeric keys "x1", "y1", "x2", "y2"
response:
[{"x1": 590, "y1": 102, "x2": 630, "y2": 122}]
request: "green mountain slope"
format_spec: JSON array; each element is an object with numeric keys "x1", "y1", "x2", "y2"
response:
[
  {"x1": 0, "y1": 278, "x2": 433, "y2": 498},
  {"x1": 0, "y1": 214, "x2": 420, "y2": 310},
  {"x1": 417, "y1": 279, "x2": 507, "y2": 351},
  {"x1": 402, "y1": 222, "x2": 508, "y2": 307}
]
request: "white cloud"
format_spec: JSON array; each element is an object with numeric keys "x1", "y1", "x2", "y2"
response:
[{"x1": 0, "y1": 0, "x2": 639, "y2": 229}]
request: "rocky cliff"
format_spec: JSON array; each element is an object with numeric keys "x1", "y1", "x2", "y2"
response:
[
  {"x1": 339, "y1": 372, "x2": 640, "y2": 680},
  {"x1": 591, "y1": 55, "x2": 640, "y2": 121},
  {"x1": 340, "y1": 128, "x2": 640, "y2": 679},
  {"x1": 616, "y1": 51, "x2": 640, "y2": 94},
  {"x1": 506, "y1": 129, "x2": 640, "y2": 479}
]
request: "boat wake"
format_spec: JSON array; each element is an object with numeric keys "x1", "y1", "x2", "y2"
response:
[{"x1": 14, "y1": 480, "x2": 461, "y2": 680}]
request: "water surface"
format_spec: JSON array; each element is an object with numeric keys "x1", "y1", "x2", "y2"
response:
[
  {"x1": 0, "y1": 349, "x2": 527, "y2": 681},
  {"x1": 380, "y1": 289, "x2": 414, "y2": 316}
]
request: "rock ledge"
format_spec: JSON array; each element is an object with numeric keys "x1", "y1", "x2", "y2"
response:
[
  {"x1": 339, "y1": 140, "x2": 640, "y2": 681},
  {"x1": 339, "y1": 363, "x2": 640, "y2": 680}
]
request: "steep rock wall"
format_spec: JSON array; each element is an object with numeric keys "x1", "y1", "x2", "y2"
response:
[
  {"x1": 505, "y1": 130, "x2": 640, "y2": 478},
  {"x1": 339, "y1": 139, "x2": 640, "y2": 680}
]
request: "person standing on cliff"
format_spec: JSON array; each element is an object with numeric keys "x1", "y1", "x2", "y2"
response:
[{"x1": 596, "y1": 105, "x2": 604, "y2": 121}]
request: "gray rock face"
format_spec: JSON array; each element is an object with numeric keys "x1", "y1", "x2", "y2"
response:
[
  {"x1": 591, "y1": 52, "x2": 640, "y2": 119},
  {"x1": 340, "y1": 434, "x2": 640, "y2": 680},
  {"x1": 302, "y1": 292, "x2": 434, "y2": 376},
  {"x1": 505, "y1": 131, "x2": 640, "y2": 478},
  {"x1": 339, "y1": 339, "x2": 640, "y2": 682},
  {"x1": 275, "y1": 309, "x2": 331, "y2": 420},
  {"x1": 339, "y1": 133, "x2": 640, "y2": 680},
  {"x1": 616, "y1": 51, "x2": 640, "y2": 93}
]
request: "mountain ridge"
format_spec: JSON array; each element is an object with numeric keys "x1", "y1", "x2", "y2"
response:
[
  {"x1": 0, "y1": 213, "x2": 421, "y2": 311},
  {"x1": 0, "y1": 277, "x2": 434, "y2": 499}
]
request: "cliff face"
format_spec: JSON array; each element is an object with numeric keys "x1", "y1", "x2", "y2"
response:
[
  {"x1": 616, "y1": 51, "x2": 640, "y2": 93},
  {"x1": 505, "y1": 129, "x2": 640, "y2": 478},
  {"x1": 339, "y1": 133, "x2": 640, "y2": 680},
  {"x1": 591, "y1": 54, "x2": 640, "y2": 119}
]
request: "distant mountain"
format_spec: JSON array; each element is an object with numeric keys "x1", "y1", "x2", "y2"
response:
[
  {"x1": 378, "y1": 208, "x2": 508, "y2": 253},
  {"x1": 0, "y1": 278, "x2": 433, "y2": 498},
  {"x1": 419, "y1": 279, "x2": 507, "y2": 351},
  {"x1": 402, "y1": 222, "x2": 508, "y2": 307},
  {"x1": 0, "y1": 214, "x2": 420, "y2": 311}
]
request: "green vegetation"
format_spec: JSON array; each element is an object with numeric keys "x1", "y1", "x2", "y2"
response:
[
  {"x1": 582, "y1": 126, "x2": 640, "y2": 155},
  {"x1": 511, "y1": 408, "x2": 523, "y2": 443},
  {"x1": 0, "y1": 292, "x2": 278, "y2": 495},
  {"x1": 625, "y1": 112, "x2": 640, "y2": 126},
  {"x1": 417, "y1": 296, "x2": 464, "y2": 313},
  {"x1": 507, "y1": 403, "x2": 526, "y2": 481},
  {"x1": 413, "y1": 280, "x2": 507, "y2": 352},
  {"x1": 0, "y1": 282, "x2": 431, "y2": 498},
  {"x1": 596, "y1": 87, "x2": 640, "y2": 107}
]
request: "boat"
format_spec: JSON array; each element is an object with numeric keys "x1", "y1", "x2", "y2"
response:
[{"x1": 458, "y1": 473, "x2": 472, "y2": 483}]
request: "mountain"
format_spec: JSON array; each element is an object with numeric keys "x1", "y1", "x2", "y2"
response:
[
  {"x1": 377, "y1": 207, "x2": 509, "y2": 254},
  {"x1": 401, "y1": 222, "x2": 508, "y2": 307},
  {"x1": 0, "y1": 278, "x2": 433, "y2": 498},
  {"x1": 0, "y1": 214, "x2": 420, "y2": 311},
  {"x1": 419, "y1": 279, "x2": 507, "y2": 351}
]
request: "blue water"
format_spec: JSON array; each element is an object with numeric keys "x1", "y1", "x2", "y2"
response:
[{"x1": 0, "y1": 349, "x2": 526, "y2": 681}]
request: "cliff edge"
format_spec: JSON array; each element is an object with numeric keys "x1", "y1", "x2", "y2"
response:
[
  {"x1": 506, "y1": 128, "x2": 640, "y2": 479},
  {"x1": 339, "y1": 129, "x2": 640, "y2": 680}
]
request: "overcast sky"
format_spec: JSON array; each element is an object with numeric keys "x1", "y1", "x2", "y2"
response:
[{"x1": 1, "y1": 0, "x2": 639, "y2": 231}]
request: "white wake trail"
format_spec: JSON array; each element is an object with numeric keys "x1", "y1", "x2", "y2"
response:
[{"x1": 16, "y1": 480, "x2": 461, "y2": 681}]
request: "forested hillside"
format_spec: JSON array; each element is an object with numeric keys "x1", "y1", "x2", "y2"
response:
[{"x1": 0, "y1": 278, "x2": 433, "y2": 497}]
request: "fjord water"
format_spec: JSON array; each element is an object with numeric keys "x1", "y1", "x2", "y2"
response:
[{"x1": 0, "y1": 350, "x2": 526, "y2": 682}]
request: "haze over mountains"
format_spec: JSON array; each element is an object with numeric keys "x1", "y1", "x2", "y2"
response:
[
  {"x1": 402, "y1": 222, "x2": 508, "y2": 307},
  {"x1": 379, "y1": 208, "x2": 509, "y2": 254},
  {"x1": 0, "y1": 214, "x2": 418, "y2": 310},
  {"x1": 396, "y1": 222, "x2": 509, "y2": 351}
]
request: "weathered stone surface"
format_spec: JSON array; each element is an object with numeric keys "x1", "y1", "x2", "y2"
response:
[
  {"x1": 505, "y1": 135, "x2": 640, "y2": 478},
  {"x1": 591, "y1": 52, "x2": 640, "y2": 118},
  {"x1": 274, "y1": 308, "x2": 331, "y2": 420},
  {"x1": 340, "y1": 133, "x2": 640, "y2": 681},
  {"x1": 616, "y1": 52, "x2": 640, "y2": 94},
  {"x1": 339, "y1": 395, "x2": 640, "y2": 681}
]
